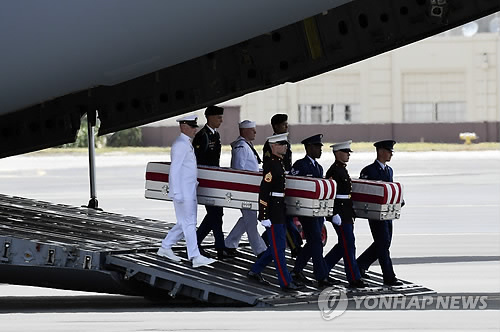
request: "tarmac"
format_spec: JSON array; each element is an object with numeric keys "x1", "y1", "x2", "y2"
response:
[{"x1": 0, "y1": 150, "x2": 499, "y2": 331}]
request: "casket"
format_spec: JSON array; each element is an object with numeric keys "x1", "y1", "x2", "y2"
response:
[
  {"x1": 145, "y1": 162, "x2": 336, "y2": 217},
  {"x1": 351, "y1": 179, "x2": 403, "y2": 220}
]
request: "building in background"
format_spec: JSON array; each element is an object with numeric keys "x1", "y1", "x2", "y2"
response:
[{"x1": 142, "y1": 13, "x2": 500, "y2": 146}]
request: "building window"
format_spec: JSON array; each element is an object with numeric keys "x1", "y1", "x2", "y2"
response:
[
  {"x1": 298, "y1": 104, "x2": 334, "y2": 124},
  {"x1": 403, "y1": 102, "x2": 466, "y2": 123},
  {"x1": 333, "y1": 103, "x2": 360, "y2": 124},
  {"x1": 299, "y1": 104, "x2": 359, "y2": 124},
  {"x1": 403, "y1": 72, "x2": 466, "y2": 123},
  {"x1": 436, "y1": 102, "x2": 466, "y2": 122},
  {"x1": 345, "y1": 105, "x2": 352, "y2": 122}
]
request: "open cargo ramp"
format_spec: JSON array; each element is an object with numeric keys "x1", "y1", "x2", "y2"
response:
[{"x1": 1, "y1": 193, "x2": 434, "y2": 307}]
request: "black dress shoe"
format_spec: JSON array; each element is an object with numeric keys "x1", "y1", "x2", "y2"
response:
[
  {"x1": 360, "y1": 269, "x2": 371, "y2": 279},
  {"x1": 317, "y1": 277, "x2": 340, "y2": 288},
  {"x1": 217, "y1": 249, "x2": 236, "y2": 260},
  {"x1": 291, "y1": 271, "x2": 313, "y2": 285},
  {"x1": 348, "y1": 279, "x2": 367, "y2": 288},
  {"x1": 317, "y1": 279, "x2": 333, "y2": 288},
  {"x1": 224, "y1": 248, "x2": 241, "y2": 257},
  {"x1": 384, "y1": 278, "x2": 403, "y2": 286},
  {"x1": 247, "y1": 271, "x2": 270, "y2": 285},
  {"x1": 281, "y1": 282, "x2": 305, "y2": 292}
]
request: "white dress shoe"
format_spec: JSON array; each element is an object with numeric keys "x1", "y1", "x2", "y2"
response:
[
  {"x1": 192, "y1": 255, "x2": 216, "y2": 268},
  {"x1": 157, "y1": 247, "x2": 181, "y2": 262}
]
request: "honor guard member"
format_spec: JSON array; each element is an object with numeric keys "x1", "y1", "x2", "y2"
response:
[
  {"x1": 157, "y1": 115, "x2": 216, "y2": 268},
  {"x1": 225, "y1": 120, "x2": 267, "y2": 257},
  {"x1": 324, "y1": 140, "x2": 366, "y2": 288},
  {"x1": 262, "y1": 114, "x2": 302, "y2": 256},
  {"x1": 247, "y1": 133, "x2": 303, "y2": 292},
  {"x1": 263, "y1": 114, "x2": 292, "y2": 171},
  {"x1": 357, "y1": 140, "x2": 403, "y2": 286},
  {"x1": 194, "y1": 105, "x2": 235, "y2": 260},
  {"x1": 290, "y1": 134, "x2": 336, "y2": 287}
]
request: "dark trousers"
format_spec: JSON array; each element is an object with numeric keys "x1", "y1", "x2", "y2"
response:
[
  {"x1": 293, "y1": 217, "x2": 328, "y2": 281},
  {"x1": 251, "y1": 224, "x2": 292, "y2": 288},
  {"x1": 324, "y1": 222, "x2": 361, "y2": 282},
  {"x1": 196, "y1": 205, "x2": 225, "y2": 249},
  {"x1": 357, "y1": 220, "x2": 396, "y2": 282},
  {"x1": 262, "y1": 216, "x2": 302, "y2": 251}
]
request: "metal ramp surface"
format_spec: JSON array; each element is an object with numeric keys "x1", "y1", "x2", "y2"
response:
[
  {"x1": 1, "y1": 193, "x2": 434, "y2": 306},
  {"x1": 106, "y1": 247, "x2": 435, "y2": 307}
]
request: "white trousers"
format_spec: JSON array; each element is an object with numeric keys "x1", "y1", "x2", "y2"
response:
[
  {"x1": 225, "y1": 210, "x2": 267, "y2": 255},
  {"x1": 162, "y1": 199, "x2": 200, "y2": 259}
]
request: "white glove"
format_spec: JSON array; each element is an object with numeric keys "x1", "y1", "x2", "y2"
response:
[
  {"x1": 332, "y1": 214, "x2": 342, "y2": 226},
  {"x1": 261, "y1": 219, "x2": 272, "y2": 228}
]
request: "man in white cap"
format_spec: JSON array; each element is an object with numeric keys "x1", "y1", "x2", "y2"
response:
[
  {"x1": 323, "y1": 140, "x2": 366, "y2": 288},
  {"x1": 262, "y1": 113, "x2": 302, "y2": 258},
  {"x1": 157, "y1": 115, "x2": 216, "y2": 268},
  {"x1": 247, "y1": 133, "x2": 303, "y2": 292},
  {"x1": 224, "y1": 120, "x2": 267, "y2": 257}
]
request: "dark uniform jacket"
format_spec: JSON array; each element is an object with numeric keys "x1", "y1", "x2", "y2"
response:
[
  {"x1": 258, "y1": 154, "x2": 286, "y2": 224},
  {"x1": 325, "y1": 161, "x2": 355, "y2": 224},
  {"x1": 193, "y1": 125, "x2": 221, "y2": 167},
  {"x1": 263, "y1": 137, "x2": 292, "y2": 171},
  {"x1": 360, "y1": 160, "x2": 401, "y2": 216},
  {"x1": 291, "y1": 156, "x2": 324, "y2": 223},
  {"x1": 360, "y1": 161, "x2": 393, "y2": 182},
  {"x1": 291, "y1": 156, "x2": 323, "y2": 179}
]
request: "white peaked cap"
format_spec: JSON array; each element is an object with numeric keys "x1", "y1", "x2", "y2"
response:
[
  {"x1": 267, "y1": 132, "x2": 289, "y2": 143},
  {"x1": 330, "y1": 140, "x2": 353, "y2": 151},
  {"x1": 176, "y1": 115, "x2": 198, "y2": 122},
  {"x1": 239, "y1": 120, "x2": 256, "y2": 128}
]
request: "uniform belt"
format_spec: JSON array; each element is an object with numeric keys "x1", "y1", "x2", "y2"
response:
[
  {"x1": 270, "y1": 192, "x2": 285, "y2": 197},
  {"x1": 336, "y1": 194, "x2": 351, "y2": 199}
]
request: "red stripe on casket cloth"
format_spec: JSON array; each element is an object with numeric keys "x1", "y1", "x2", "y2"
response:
[
  {"x1": 286, "y1": 177, "x2": 336, "y2": 199},
  {"x1": 147, "y1": 172, "x2": 325, "y2": 199},
  {"x1": 199, "y1": 180, "x2": 322, "y2": 199},
  {"x1": 149, "y1": 162, "x2": 263, "y2": 178},
  {"x1": 146, "y1": 172, "x2": 169, "y2": 182},
  {"x1": 285, "y1": 188, "x2": 322, "y2": 199},
  {"x1": 145, "y1": 174, "x2": 261, "y2": 193},
  {"x1": 198, "y1": 179, "x2": 260, "y2": 193},
  {"x1": 351, "y1": 192, "x2": 387, "y2": 205},
  {"x1": 147, "y1": 172, "x2": 261, "y2": 193}
]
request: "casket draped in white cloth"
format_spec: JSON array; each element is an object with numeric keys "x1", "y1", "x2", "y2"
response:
[
  {"x1": 145, "y1": 162, "x2": 336, "y2": 217},
  {"x1": 351, "y1": 179, "x2": 404, "y2": 220}
]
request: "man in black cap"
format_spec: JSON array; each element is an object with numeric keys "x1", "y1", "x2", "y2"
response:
[
  {"x1": 357, "y1": 139, "x2": 403, "y2": 286},
  {"x1": 194, "y1": 105, "x2": 235, "y2": 260},
  {"x1": 262, "y1": 114, "x2": 302, "y2": 256},
  {"x1": 263, "y1": 114, "x2": 292, "y2": 171},
  {"x1": 289, "y1": 134, "x2": 335, "y2": 287}
]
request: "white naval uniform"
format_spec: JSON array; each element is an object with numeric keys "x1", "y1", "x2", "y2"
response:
[
  {"x1": 161, "y1": 133, "x2": 201, "y2": 259},
  {"x1": 224, "y1": 136, "x2": 267, "y2": 255}
]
